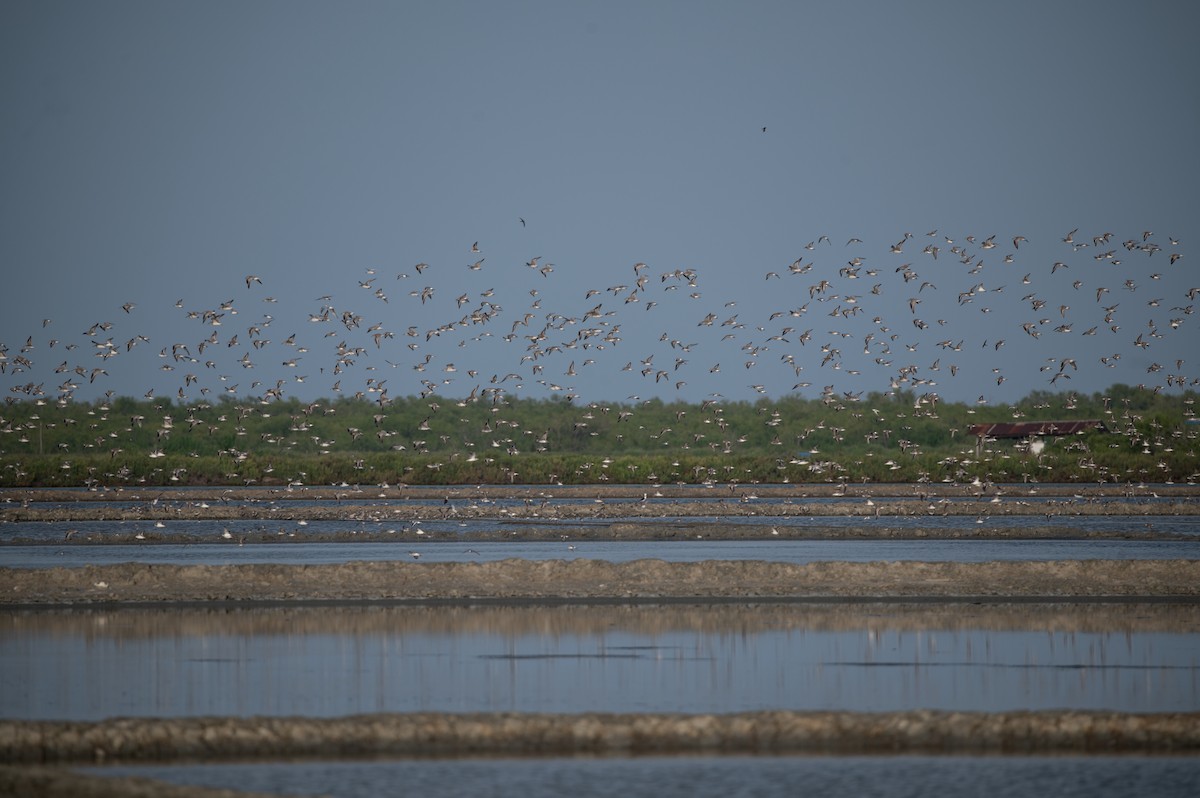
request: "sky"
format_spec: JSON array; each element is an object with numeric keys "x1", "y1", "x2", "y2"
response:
[{"x1": 1, "y1": 0, "x2": 1197, "y2": 411}]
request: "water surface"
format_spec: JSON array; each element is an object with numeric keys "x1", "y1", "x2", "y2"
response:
[
  {"x1": 5, "y1": 512, "x2": 1199, "y2": 544},
  {"x1": 4, "y1": 602, "x2": 1196, "y2": 721},
  {"x1": 84, "y1": 754, "x2": 1200, "y2": 798},
  {"x1": 2, "y1": 538, "x2": 1196, "y2": 569}
]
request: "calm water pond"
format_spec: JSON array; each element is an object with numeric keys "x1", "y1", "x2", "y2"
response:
[
  {"x1": 4, "y1": 602, "x2": 1196, "y2": 721},
  {"x1": 83, "y1": 754, "x2": 1200, "y2": 798}
]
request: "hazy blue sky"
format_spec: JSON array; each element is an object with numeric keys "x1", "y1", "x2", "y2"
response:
[{"x1": 2, "y1": 0, "x2": 1196, "y2": 408}]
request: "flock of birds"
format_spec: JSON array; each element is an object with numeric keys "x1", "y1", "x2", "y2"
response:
[{"x1": 0, "y1": 225, "x2": 1194, "y2": 468}]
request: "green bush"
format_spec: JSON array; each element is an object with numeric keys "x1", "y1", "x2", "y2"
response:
[{"x1": 1, "y1": 387, "x2": 1195, "y2": 486}]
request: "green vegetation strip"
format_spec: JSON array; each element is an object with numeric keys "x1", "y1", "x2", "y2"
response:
[{"x1": 3, "y1": 387, "x2": 1197, "y2": 487}]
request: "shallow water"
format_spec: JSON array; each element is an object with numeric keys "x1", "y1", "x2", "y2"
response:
[
  {"x1": 1, "y1": 537, "x2": 1196, "y2": 569},
  {"x1": 4, "y1": 602, "x2": 1196, "y2": 721},
  {"x1": 5, "y1": 512, "x2": 1199, "y2": 545},
  {"x1": 9, "y1": 488, "x2": 1200, "y2": 797},
  {"x1": 83, "y1": 754, "x2": 1200, "y2": 798}
]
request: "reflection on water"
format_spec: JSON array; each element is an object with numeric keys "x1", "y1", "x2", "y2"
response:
[
  {"x1": 4, "y1": 602, "x2": 1197, "y2": 720},
  {"x1": 85, "y1": 754, "x2": 1200, "y2": 798}
]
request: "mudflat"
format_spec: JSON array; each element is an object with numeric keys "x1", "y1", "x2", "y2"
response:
[{"x1": 4, "y1": 558, "x2": 1199, "y2": 604}]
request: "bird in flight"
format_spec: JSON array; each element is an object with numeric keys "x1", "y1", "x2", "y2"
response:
[{"x1": 2, "y1": 218, "x2": 1191, "y2": 486}]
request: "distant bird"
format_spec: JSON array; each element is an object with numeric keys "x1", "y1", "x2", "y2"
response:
[{"x1": 0, "y1": 217, "x2": 1190, "y2": 495}]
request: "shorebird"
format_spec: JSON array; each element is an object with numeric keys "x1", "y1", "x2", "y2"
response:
[{"x1": 1, "y1": 219, "x2": 1191, "y2": 496}]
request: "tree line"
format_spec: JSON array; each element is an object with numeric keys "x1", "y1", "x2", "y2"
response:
[{"x1": 1, "y1": 385, "x2": 1195, "y2": 486}]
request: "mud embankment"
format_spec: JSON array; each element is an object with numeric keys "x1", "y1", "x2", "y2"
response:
[
  {"x1": 4, "y1": 499, "x2": 1196, "y2": 527},
  {"x1": 4, "y1": 709, "x2": 1198, "y2": 797},
  {"x1": 4, "y1": 711, "x2": 1199, "y2": 767},
  {"x1": 4, "y1": 559, "x2": 1198, "y2": 604}
]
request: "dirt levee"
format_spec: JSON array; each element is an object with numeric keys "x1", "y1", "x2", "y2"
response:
[{"x1": 4, "y1": 558, "x2": 1198, "y2": 603}]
